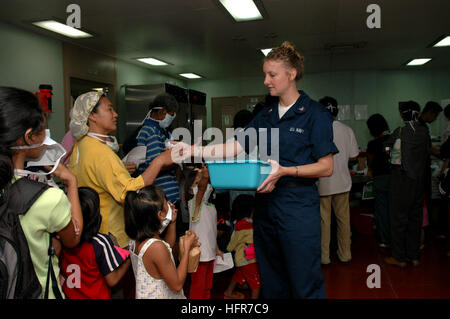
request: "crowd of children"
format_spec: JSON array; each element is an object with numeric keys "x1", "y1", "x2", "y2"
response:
[{"x1": 57, "y1": 165, "x2": 259, "y2": 299}]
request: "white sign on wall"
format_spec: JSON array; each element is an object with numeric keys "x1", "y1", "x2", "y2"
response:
[
  {"x1": 354, "y1": 104, "x2": 368, "y2": 121},
  {"x1": 337, "y1": 105, "x2": 351, "y2": 121}
]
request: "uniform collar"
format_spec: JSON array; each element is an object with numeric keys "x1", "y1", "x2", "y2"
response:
[
  {"x1": 263, "y1": 90, "x2": 310, "y2": 123},
  {"x1": 292, "y1": 90, "x2": 310, "y2": 114}
]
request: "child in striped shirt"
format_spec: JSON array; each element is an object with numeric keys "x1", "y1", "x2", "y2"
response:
[{"x1": 60, "y1": 187, "x2": 131, "y2": 299}]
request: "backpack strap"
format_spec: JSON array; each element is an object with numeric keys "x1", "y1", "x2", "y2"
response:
[
  {"x1": 44, "y1": 234, "x2": 63, "y2": 299},
  {"x1": 8, "y1": 178, "x2": 50, "y2": 215}
]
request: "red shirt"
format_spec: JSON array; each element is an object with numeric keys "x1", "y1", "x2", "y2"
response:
[{"x1": 61, "y1": 233, "x2": 126, "y2": 299}]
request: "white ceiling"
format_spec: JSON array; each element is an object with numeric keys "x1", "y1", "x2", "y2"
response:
[{"x1": 1, "y1": 0, "x2": 449, "y2": 81}]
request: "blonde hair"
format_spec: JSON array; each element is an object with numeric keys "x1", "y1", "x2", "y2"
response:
[{"x1": 265, "y1": 41, "x2": 305, "y2": 80}]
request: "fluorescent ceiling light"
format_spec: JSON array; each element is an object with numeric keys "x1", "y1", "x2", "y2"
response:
[
  {"x1": 406, "y1": 58, "x2": 432, "y2": 66},
  {"x1": 32, "y1": 20, "x2": 92, "y2": 38},
  {"x1": 137, "y1": 57, "x2": 169, "y2": 66},
  {"x1": 433, "y1": 36, "x2": 450, "y2": 47},
  {"x1": 261, "y1": 48, "x2": 273, "y2": 56},
  {"x1": 179, "y1": 73, "x2": 202, "y2": 79},
  {"x1": 219, "y1": 0, "x2": 263, "y2": 22}
]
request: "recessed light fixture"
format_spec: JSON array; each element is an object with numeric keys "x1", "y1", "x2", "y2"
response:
[
  {"x1": 137, "y1": 57, "x2": 169, "y2": 66},
  {"x1": 406, "y1": 58, "x2": 432, "y2": 66},
  {"x1": 179, "y1": 73, "x2": 202, "y2": 79},
  {"x1": 260, "y1": 48, "x2": 273, "y2": 56},
  {"x1": 32, "y1": 20, "x2": 92, "y2": 38},
  {"x1": 218, "y1": 0, "x2": 263, "y2": 22},
  {"x1": 432, "y1": 35, "x2": 450, "y2": 47}
]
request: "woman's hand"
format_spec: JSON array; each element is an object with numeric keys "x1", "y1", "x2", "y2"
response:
[
  {"x1": 123, "y1": 162, "x2": 137, "y2": 175},
  {"x1": 257, "y1": 159, "x2": 284, "y2": 193},
  {"x1": 168, "y1": 141, "x2": 195, "y2": 163}
]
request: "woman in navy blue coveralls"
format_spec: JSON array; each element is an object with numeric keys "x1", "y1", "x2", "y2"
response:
[{"x1": 193, "y1": 42, "x2": 338, "y2": 298}]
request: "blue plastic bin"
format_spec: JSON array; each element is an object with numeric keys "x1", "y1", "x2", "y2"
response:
[{"x1": 205, "y1": 160, "x2": 272, "y2": 190}]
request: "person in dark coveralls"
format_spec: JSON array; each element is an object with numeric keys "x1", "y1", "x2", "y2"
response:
[
  {"x1": 187, "y1": 41, "x2": 338, "y2": 298},
  {"x1": 366, "y1": 114, "x2": 392, "y2": 248},
  {"x1": 384, "y1": 101, "x2": 430, "y2": 268}
]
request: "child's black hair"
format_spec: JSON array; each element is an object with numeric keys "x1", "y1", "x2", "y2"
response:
[
  {"x1": 77, "y1": 187, "x2": 102, "y2": 243},
  {"x1": 124, "y1": 185, "x2": 166, "y2": 242},
  {"x1": 0, "y1": 87, "x2": 44, "y2": 191},
  {"x1": 366, "y1": 113, "x2": 389, "y2": 138},
  {"x1": 231, "y1": 194, "x2": 255, "y2": 222},
  {"x1": 184, "y1": 168, "x2": 198, "y2": 202},
  {"x1": 444, "y1": 104, "x2": 450, "y2": 120},
  {"x1": 233, "y1": 110, "x2": 253, "y2": 129},
  {"x1": 399, "y1": 100, "x2": 420, "y2": 121},
  {"x1": 423, "y1": 101, "x2": 442, "y2": 115}
]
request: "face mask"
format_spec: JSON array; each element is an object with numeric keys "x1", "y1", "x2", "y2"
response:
[
  {"x1": 159, "y1": 203, "x2": 172, "y2": 234},
  {"x1": 192, "y1": 186, "x2": 198, "y2": 195},
  {"x1": 401, "y1": 110, "x2": 419, "y2": 122},
  {"x1": 26, "y1": 143, "x2": 67, "y2": 175},
  {"x1": 11, "y1": 130, "x2": 67, "y2": 176},
  {"x1": 87, "y1": 132, "x2": 119, "y2": 152},
  {"x1": 141, "y1": 109, "x2": 153, "y2": 125},
  {"x1": 159, "y1": 112, "x2": 176, "y2": 129}
]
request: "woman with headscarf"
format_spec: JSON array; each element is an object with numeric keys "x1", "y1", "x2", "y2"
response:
[{"x1": 68, "y1": 91, "x2": 179, "y2": 249}]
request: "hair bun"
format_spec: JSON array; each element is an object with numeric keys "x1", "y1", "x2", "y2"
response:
[
  {"x1": 281, "y1": 41, "x2": 296, "y2": 52},
  {"x1": 281, "y1": 41, "x2": 304, "y2": 62},
  {"x1": 266, "y1": 41, "x2": 305, "y2": 80}
]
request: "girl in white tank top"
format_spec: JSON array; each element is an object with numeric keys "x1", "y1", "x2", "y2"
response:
[
  {"x1": 130, "y1": 238, "x2": 185, "y2": 299},
  {"x1": 124, "y1": 185, "x2": 199, "y2": 299}
]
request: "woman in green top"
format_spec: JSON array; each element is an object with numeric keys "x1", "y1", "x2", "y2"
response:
[{"x1": 0, "y1": 87, "x2": 83, "y2": 298}]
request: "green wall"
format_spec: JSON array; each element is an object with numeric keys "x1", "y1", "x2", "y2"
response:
[
  {"x1": 0, "y1": 22, "x2": 184, "y2": 143},
  {"x1": 189, "y1": 69, "x2": 450, "y2": 150},
  {"x1": 0, "y1": 22, "x2": 65, "y2": 141}
]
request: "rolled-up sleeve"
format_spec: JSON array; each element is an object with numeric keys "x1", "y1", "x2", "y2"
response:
[{"x1": 310, "y1": 109, "x2": 339, "y2": 161}]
